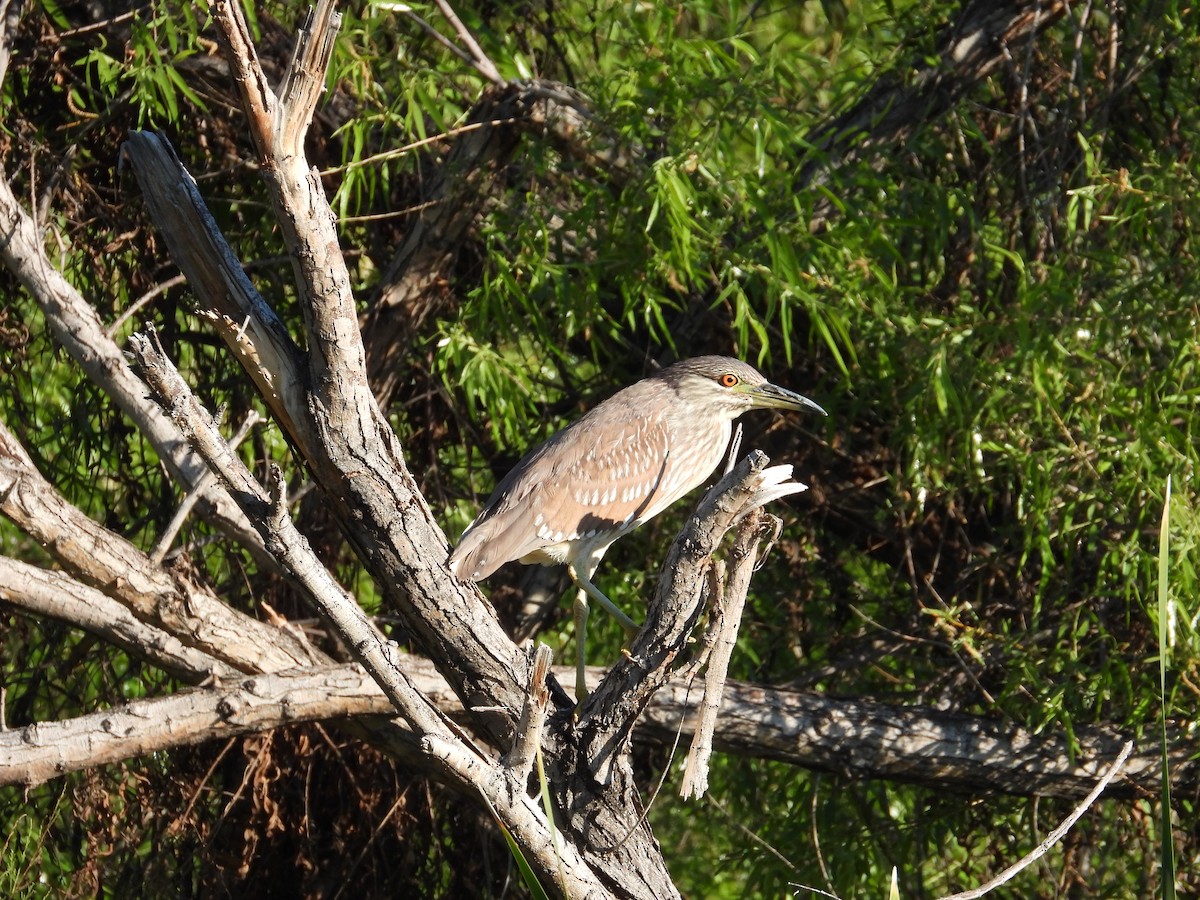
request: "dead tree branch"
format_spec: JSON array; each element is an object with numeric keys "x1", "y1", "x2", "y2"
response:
[
  {"x1": 129, "y1": 322, "x2": 614, "y2": 899},
  {"x1": 578, "y1": 454, "x2": 806, "y2": 783},
  {"x1": 798, "y1": 0, "x2": 1068, "y2": 228},
  {"x1": 0, "y1": 557, "x2": 234, "y2": 683},
  {"x1": 0, "y1": 161, "x2": 271, "y2": 565},
  {"x1": 0, "y1": 419, "x2": 318, "y2": 674},
  {"x1": 4, "y1": 658, "x2": 1186, "y2": 804}
]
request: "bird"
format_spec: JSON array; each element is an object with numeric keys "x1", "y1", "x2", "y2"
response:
[{"x1": 448, "y1": 355, "x2": 826, "y2": 698}]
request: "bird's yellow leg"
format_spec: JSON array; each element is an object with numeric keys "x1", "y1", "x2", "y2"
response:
[
  {"x1": 573, "y1": 587, "x2": 590, "y2": 701},
  {"x1": 568, "y1": 562, "x2": 640, "y2": 707},
  {"x1": 568, "y1": 564, "x2": 639, "y2": 637}
]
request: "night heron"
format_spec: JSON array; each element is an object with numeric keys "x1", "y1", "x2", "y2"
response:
[{"x1": 448, "y1": 356, "x2": 826, "y2": 697}]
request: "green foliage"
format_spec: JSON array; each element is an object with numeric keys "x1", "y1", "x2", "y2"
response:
[{"x1": 73, "y1": 3, "x2": 209, "y2": 126}]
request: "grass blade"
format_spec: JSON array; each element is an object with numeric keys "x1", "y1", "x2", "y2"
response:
[{"x1": 1157, "y1": 476, "x2": 1176, "y2": 900}]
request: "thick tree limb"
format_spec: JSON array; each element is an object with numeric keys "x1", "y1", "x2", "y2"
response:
[
  {"x1": 195, "y1": 0, "x2": 536, "y2": 743},
  {"x1": 119, "y1": 132, "x2": 306, "y2": 438},
  {"x1": 0, "y1": 664, "x2": 402, "y2": 788},
  {"x1": 641, "y1": 680, "x2": 1192, "y2": 803},
  {"x1": 0, "y1": 557, "x2": 234, "y2": 683},
  {"x1": 128, "y1": 327, "x2": 613, "y2": 899},
  {"x1": 0, "y1": 419, "x2": 319, "y2": 674},
  {"x1": 4, "y1": 659, "x2": 1188, "y2": 804},
  {"x1": 0, "y1": 164, "x2": 271, "y2": 564}
]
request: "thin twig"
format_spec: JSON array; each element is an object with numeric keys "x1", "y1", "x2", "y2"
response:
[
  {"x1": 319, "y1": 117, "x2": 521, "y2": 175},
  {"x1": 150, "y1": 409, "x2": 262, "y2": 564},
  {"x1": 937, "y1": 740, "x2": 1135, "y2": 900},
  {"x1": 107, "y1": 274, "x2": 187, "y2": 337},
  {"x1": 389, "y1": 4, "x2": 480, "y2": 73},
  {"x1": 429, "y1": 0, "x2": 504, "y2": 84}
]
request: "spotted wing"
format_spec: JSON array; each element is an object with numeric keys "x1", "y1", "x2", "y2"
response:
[{"x1": 449, "y1": 398, "x2": 679, "y2": 581}]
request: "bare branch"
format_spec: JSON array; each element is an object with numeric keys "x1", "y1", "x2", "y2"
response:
[
  {"x1": 119, "y1": 131, "x2": 305, "y2": 435},
  {"x1": 428, "y1": 0, "x2": 503, "y2": 85},
  {"x1": 0, "y1": 159, "x2": 270, "y2": 563},
  {"x1": 207, "y1": 0, "x2": 281, "y2": 163},
  {"x1": 277, "y1": 2, "x2": 343, "y2": 156},
  {"x1": 4, "y1": 658, "x2": 1182, "y2": 804},
  {"x1": 937, "y1": 741, "x2": 1134, "y2": 899},
  {"x1": 0, "y1": 558, "x2": 234, "y2": 683},
  {"x1": 150, "y1": 409, "x2": 262, "y2": 565},
  {"x1": 106, "y1": 273, "x2": 187, "y2": 338},
  {"x1": 0, "y1": 664, "x2": 397, "y2": 788},
  {"x1": 680, "y1": 509, "x2": 773, "y2": 800},
  {"x1": 0, "y1": 418, "x2": 319, "y2": 674},
  {"x1": 393, "y1": 6, "x2": 480, "y2": 72}
]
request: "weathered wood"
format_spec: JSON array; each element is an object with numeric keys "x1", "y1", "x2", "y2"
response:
[
  {"x1": 3, "y1": 655, "x2": 1189, "y2": 803},
  {"x1": 0, "y1": 152, "x2": 271, "y2": 563},
  {"x1": 0, "y1": 421, "x2": 319, "y2": 674}
]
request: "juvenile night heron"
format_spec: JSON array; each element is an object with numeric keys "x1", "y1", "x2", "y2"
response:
[{"x1": 448, "y1": 356, "x2": 826, "y2": 697}]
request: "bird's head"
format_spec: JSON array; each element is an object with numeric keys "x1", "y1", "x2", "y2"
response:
[{"x1": 659, "y1": 356, "x2": 827, "y2": 420}]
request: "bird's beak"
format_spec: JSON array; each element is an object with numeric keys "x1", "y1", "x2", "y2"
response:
[{"x1": 748, "y1": 382, "x2": 828, "y2": 416}]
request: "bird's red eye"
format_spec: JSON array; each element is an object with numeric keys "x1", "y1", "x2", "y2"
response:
[{"x1": 719, "y1": 373, "x2": 739, "y2": 388}]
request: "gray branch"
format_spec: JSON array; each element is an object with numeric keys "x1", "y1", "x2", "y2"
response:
[{"x1": 4, "y1": 658, "x2": 1183, "y2": 804}]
